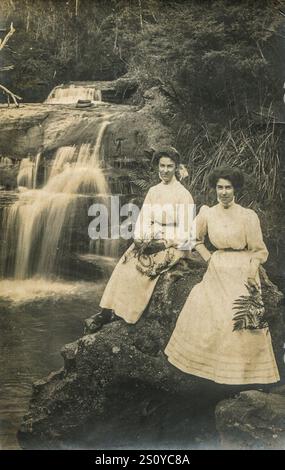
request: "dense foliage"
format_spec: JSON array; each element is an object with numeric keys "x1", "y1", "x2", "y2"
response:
[
  {"x1": 0, "y1": 0, "x2": 283, "y2": 108},
  {"x1": 1, "y1": 0, "x2": 284, "y2": 245}
]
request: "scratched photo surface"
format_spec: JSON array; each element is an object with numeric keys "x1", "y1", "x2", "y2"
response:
[{"x1": 0, "y1": 0, "x2": 284, "y2": 450}]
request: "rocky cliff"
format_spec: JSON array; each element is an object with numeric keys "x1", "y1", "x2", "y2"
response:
[{"x1": 0, "y1": 84, "x2": 173, "y2": 190}]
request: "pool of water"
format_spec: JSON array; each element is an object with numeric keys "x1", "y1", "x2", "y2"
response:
[{"x1": 0, "y1": 278, "x2": 105, "y2": 449}]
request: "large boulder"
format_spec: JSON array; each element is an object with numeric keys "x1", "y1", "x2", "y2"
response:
[
  {"x1": 18, "y1": 262, "x2": 284, "y2": 449},
  {"x1": 216, "y1": 389, "x2": 285, "y2": 449}
]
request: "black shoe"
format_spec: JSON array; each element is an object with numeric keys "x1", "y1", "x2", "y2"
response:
[
  {"x1": 85, "y1": 309, "x2": 113, "y2": 333},
  {"x1": 98, "y1": 308, "x2": 113, "y2": 323},
  {"x1": 110, "y1": 312, "x2": 120, "y2": 322}
]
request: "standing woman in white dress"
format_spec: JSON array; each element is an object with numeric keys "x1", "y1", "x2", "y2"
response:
[
  {"x1": 165, "y1": 166, "x2": 280, "y2": 385},
  {"x1": 94, "y1": 148, "x2": 194, "y2": 326}
]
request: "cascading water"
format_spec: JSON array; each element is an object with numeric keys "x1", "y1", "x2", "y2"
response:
[
  {"x1": 46, "y1": 85, "x2": 102, "y2": 104},
  {"x1": 17, "y1": 152, "x2": 42, "y2": 190},
  {"x1": 17, "y1": 158, "x2": 34, "y2": 189},
  {"x1": 48, "y1": 146, "x2": 77, "y2": 180},
  {"x1": 33, "y1": 152, "x2": 41, "y2": 189},
  {"x1": 0, "y1": 157, "x2": 13, "y2": 165},
  {"x1": 0, "y1": 117, "x2": 119, "y2": 280}
]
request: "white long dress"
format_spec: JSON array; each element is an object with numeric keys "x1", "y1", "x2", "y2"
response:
[
  {"x1": 165, "y1": 202, "x2": 280, "y2": 385},
  {"x1": 100, "y1": 177, "x2": 194, "y2": 324}
]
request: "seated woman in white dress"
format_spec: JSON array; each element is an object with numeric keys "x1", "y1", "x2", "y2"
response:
[
  {"x1": 165, "y1": 166, "x2": 280, "y2": 385},
  {"x1": 94, "y1": 147, "x2": 194, "y2": 327}
]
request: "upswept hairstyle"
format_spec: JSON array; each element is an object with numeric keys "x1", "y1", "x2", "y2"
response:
[
  {"x1": 208, "y1": 166, "x2": 244, "y2": 190},
  {"x1": 152, "y1": 147, "x2": 181, "y2": 166}
]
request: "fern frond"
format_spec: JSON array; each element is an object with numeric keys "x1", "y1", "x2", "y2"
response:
[{"x1": 232, "y1": 284, "x2": 268, "y2": 332}]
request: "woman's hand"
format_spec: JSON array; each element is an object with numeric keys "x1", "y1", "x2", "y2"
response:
[
  {"x1": 206, "y1": 254, "x2": 212, "y2": 265},
  {"x1": 164, "y1": 239, "x2": 175, "y2": 249},
  {"x1": 195, "y1": 243, "x2": 212, "y2": 265},
  {"x1": 247, "y1": 259, "x2": 260, "y2": 292},
  {"x1": 247, "y1": 276, "x2": 259, "y2": 291},
  {"x1": 134, "y1": 239, "x2": 143, "y2": 249},
  {"x1": 141, "y1": 239, "x2": 167, "y2": 255}
]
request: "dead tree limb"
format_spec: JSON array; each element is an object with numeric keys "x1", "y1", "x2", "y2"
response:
[
  {"x1": 0, "y1": 84, "x2": 22, "y2": 107},
  {"x1": 0, "y1": 22, "x2": 22, "y2": 107},
  {"x1": 0, "y1": 65, "x2": 14, "y2": 72},
  {"x1": 138, "y1": 0, "x2": 143, "y2": 31},
  {"x1": 75, "y1": 0, "x2": 79, "y2": 16},
  {"x1": 0, "y1": 22, "x2": 15, "y2": 51}
]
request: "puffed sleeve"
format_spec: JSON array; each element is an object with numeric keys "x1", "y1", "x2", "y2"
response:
[
  {"x1": 191, "y1": 205, "x2": 209, "y2": 247},
  {"x1": 133, "y1": 188, "x2": 153, "y2": 241},
  {"x1": 246, "y1": 209, "x2": 268, "y2": 264},
  {"x1": 174, "y1": 190, "x2": 195, "y2": 249}
]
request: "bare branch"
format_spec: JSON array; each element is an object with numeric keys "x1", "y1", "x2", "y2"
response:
[
  {"x1": 138, "y1": 0, "x2": 143, "y2": 31},
  {"x1": 75, "y1": 0, "x2": 79, "y2": 16},
  {"x1": 0, "y1": 65, "x2": 14, "y2": 72},
  {"x1": 0, "y1": 83, "x2": 22, "y2": 107},
  {"x1": 0, "y1": 22, "x2": 16, "y2": 51},
  {"x1": 256, "y1": 41, "x2": 265, "y2": 61},
  {"x1": 0, "y1": 22, "x2": 20, "y2": 106},
  {"x1": 265, "y1": 28, "x2": 285, "y2": 40}
]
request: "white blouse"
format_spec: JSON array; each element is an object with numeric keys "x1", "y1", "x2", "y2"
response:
[
  {"x1": 134, "y1": 177, "x2": 194, "y2": 249},
  {"x1": 193, "y1": 203, "x2": 268, "y2": 263}
]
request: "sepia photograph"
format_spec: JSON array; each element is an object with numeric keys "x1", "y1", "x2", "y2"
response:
[{"x1": 0, "y1": 0, "x2": 284, "y2": 453}]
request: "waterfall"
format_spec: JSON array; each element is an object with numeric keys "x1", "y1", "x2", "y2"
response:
[
  {"x1": 49, "y1": 146, "x2": 77, "y2": 180},
  {"x1": 89, "y1": 238, "x2": 120, "y2": 258},
  {"x1": 17, "y1": 158, "x2": 34, "y2": 189},
  {"x1": 46, "y1": 85, "x2": 102, "y2": 104},
  {"x1": 1, "y1": 118, "x2": 112, "y2": 280},
  {"x1": 17, "y1": 153, "x2": 42, "y2": 190},
  {"x1": 0, "y1": 157, "x2": 13, "y2": 165},
  {"x1": 33, "y1": 152, "x2": 41, "y2": 189}
]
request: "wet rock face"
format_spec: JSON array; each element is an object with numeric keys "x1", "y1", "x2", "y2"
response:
[
  {"x1": 0, "y1": 162, "x2": 19, "y2": 189},
  {"x1": 0, "y1": 107, "x2": 48, "y2": 157},
  {"x1": 0, "y1": 83, "x2": 173, "y2": 162},
  {"x1": 216, "y1": 390, "x2": 285, "y2": 449},
  {"x1": 18, "y1": 262, "x2": 284, "y2": 450}
]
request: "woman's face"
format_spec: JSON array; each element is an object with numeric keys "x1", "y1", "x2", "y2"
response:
[
  {"x1": 216, "y1": 178, "x2": 235, "y2": 207},
  {"x1": 159, "y1": 156, "x2": 176, "y2": 184}
]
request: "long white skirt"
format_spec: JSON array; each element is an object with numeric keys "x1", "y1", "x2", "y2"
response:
[
  {"x1": 165, "y1": 250, "x2": 280, "y2": 384},
  {"x1": 100, "y1": 244, "x2": 185, "y2": 324}
]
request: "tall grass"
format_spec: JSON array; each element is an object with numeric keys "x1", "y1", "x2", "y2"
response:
[
  {"x1": 177, "y1": 113, "x2": 282, "y2": 207},
  {"x1": 130, "y1": 114, "x2": 282, "y2": 207}
]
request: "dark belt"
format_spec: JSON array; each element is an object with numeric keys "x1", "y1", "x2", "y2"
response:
[
  {"x1": 151, "y1": 222, "x2": 177, "y2": 227},
  {"x1": 219, "y1": 247, "x2": 247, "y2": 252}
]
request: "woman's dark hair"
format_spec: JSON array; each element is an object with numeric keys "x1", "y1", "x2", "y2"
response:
[
  {"x1": 152, "y1": 147, "x2": 181, "y2": 166},
  {"x1": 208, "y1": 166, "x2": 244, "y2": 190}
]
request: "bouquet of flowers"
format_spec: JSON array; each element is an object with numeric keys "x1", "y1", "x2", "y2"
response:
[{"x1": 123, "y1": 239, "x2": 175, "y2": 279}]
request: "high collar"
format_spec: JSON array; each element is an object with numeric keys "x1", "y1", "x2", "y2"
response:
[
  {"x1": 217, "y1": 198, "x2": 236, "y2": 210},
  {"x1": 159, "y1": 175, "x2": 178, "y2": 186}
]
